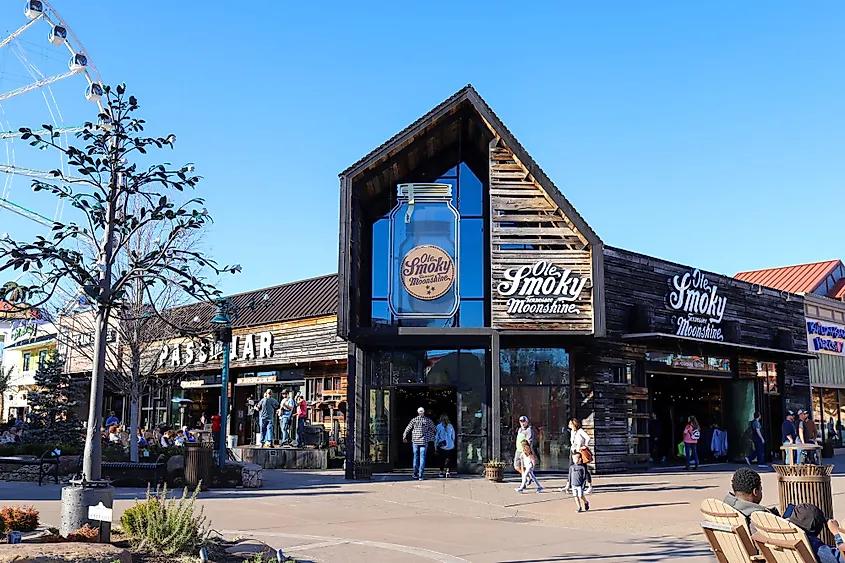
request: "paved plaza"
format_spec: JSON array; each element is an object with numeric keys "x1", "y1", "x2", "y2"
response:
[{"x1": 4, "y1": 459, "x2": 845, "y2": 562}]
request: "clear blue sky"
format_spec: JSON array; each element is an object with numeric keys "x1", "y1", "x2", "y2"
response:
[{"x1": 2, "y1": 2, "x2": 843, "y2": 295}]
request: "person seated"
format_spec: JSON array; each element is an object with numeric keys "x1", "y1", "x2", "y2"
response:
[
  {"x1": 788, "y1": 504, "x2": 845, "y2": 563},
  {"x1": 183, "y1": 427, "x2": 197, "y2": 443},
  {"x1": 108, "y1": 426, "x2": 121, "y2": 444},
  {"x1": 159, "y1": 431, "x2": 173, "y2": 448},
  {"x1": 724, "y1": 467, "x2": 779, "y2": 525},
  {"x1": 173, "y1": 430, "x2": 186, "y2": 447},
  {"x1": 136, "y1": 429, "x2": 149, "y2": 447},
  {"x1": 0, "y1": 431, "x2": 13, "y2": 445}
]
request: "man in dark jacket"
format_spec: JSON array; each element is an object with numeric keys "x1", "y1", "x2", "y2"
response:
[{"x1": 724, "y1": 467, "x2": 779, "y2": 525}]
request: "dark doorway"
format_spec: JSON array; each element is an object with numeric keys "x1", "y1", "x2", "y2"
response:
[{"x1": 394, "y1": 386, "x2": 457, "y2": 469}]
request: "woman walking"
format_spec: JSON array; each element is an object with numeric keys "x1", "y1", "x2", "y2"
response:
[
  {"x1": 683, "y1": 416, "x2": 701, "y2": 470},
  {"x1": 435, "y1": 414, "x2": 456, "y2": 478},
  {"x1": 569, "y1": 418, "x2": 591, "y2": 458}
]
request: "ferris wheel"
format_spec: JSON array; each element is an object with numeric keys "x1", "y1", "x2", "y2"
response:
[{"x1": 0, "y1": 0, "x2": 103, "y2": 229}]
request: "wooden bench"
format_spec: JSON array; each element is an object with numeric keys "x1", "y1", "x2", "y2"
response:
[
  {"x1": 0, "y1": 449, "x2": 60, "y2": 486},
  {"x1": 101, "y1": 455, "x2": 167, "y2": 486}
]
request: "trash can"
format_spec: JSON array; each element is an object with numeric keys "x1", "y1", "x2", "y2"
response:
[
  {"x1": 774, "y1": 464, "x2": 834, "y2": 546},
  {"x1": 184, "y1": 442, "x2": 213, "y2": 491}
]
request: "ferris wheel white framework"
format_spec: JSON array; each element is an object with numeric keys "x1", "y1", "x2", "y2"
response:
[{"x1": 0, "y1": 0, "x2": 104, "y2": 227}]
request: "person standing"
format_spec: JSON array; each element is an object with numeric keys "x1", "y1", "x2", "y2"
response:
[
  {"x1": 105, "y1": 411, "x2": 120, "y2": 428},
  {"x1": 210, "y1": 412, "x2": 222, "y2": 448},
  {"x1": 745, "y1": 411, "x2": 767, "y2": 468},
  {"x1": 797, "y1": 409, "x2": 819, "y2": 464},
  {"x1": 782, "y1": 410, "x2": 797, "y2": 464},
  {"x1": 563, "y1": 451, "x2": 592, "y2": 512},
  {"x1": 278, "y1": 391, "x2": 295, "y2": 445},
  {"x1": 805, "y1": 412, "x2": 819, "y2": 464},
  {"x1": 293, "y1": 394, "x2": 308, "y2": 447},
  {"x1": 569, "y1": 418, "x2": 591, "y2": 460},
  {"x1": 403, "y1": 407, "x2": 436, "y2": 480},
  {"x1": 434, "y1": 414, "x2": 456, "y2": 478},
  {"x1": 513, "y1": 415, "x2": 536, "y2": 474},
  {"x1": 683, "y1": 416, "x2": 701, "y2": 470},
  {"x1": 255, "y1": 389, "x2": 279, "y2": 447}
]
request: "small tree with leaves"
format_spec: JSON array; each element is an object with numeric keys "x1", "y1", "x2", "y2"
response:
[
  {"x1": 0, "y1": 84, "x2": 238, "y2": 480},
  {"x1": 25, "y1": 351, "x2": 85, "y2": 446}
]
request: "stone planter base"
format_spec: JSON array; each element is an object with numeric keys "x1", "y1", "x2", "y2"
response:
[{"x1": 231, "y1": 446, "x2": 327, "y2": 470}]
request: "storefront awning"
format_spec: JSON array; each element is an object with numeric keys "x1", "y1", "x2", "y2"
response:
[{"x1": 621, "y1": 332, "x2": 817, "y2": 360}]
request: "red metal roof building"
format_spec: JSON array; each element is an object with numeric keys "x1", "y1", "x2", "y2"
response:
[{"x1": 735, "y1": 260, "x2": 845, "y2": 300}]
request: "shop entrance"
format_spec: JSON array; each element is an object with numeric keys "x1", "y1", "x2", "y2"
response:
[
  {"x1": 394, "y1": 386, "x2": 457, "y2": 469},
  {"x1": 649, "y1": 373, "x2": 727, "y2": 465}
]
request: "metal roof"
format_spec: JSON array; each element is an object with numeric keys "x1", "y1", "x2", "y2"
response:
[
  {"x1": 735, "y1": 260, "x2": 842, "y2": 294},
  {"x1": 828, "y1": 278, "x2": 845, "y2": 300},
  {"x1": 171, "y1": 274, "x2": 338, "y2": 332}
]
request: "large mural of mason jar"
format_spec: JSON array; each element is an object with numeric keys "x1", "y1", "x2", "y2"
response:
[{"x1": 388, "y1": 183, "x2": 459, "y2": 324}]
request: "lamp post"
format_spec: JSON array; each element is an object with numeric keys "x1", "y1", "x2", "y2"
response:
[{"x1": 210, "y1": 297, "x2": 232, "y2": 469}]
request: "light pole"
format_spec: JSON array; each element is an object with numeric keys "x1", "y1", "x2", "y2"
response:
[{"x1": 210, "y1": 297, "x2": 231, "y2": 469}]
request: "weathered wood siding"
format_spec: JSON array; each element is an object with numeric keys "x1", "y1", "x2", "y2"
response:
[
  {"x1": 489, "y1": 143, "x2": 595, "y2": 332},
  {"x1": 153, "y1": 316, "x2": 347, "y2": 375}
]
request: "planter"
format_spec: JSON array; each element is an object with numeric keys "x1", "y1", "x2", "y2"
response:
[
  {"x1": 484, "y1": 465, "x2": 504, "y2": 482},
  {"x1": 353, "y1": 461, "x2": 373, "y2": 480}
]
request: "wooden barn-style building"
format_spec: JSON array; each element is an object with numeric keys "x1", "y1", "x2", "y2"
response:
[{"x1": 337, "y1": 85, "x2": 813, "y2": 475}]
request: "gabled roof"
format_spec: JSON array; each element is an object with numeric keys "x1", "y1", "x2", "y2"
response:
[
  {"x1": 170, "y1": 274, "x2": 339, "y2": 333},
  {"x1": 735, "y1": 260, "x2": 842, "y2": 294},
  {"x1": 340, "y1": 84, "x2": 601, "y2": 246}
]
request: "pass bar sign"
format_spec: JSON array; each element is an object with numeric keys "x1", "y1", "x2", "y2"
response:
[{"x1": 88, "y1": 502, "x2": 112, "y2": 522}]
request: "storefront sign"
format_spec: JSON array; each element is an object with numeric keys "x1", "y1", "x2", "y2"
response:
[
  {"x1": 180, "y1": 380, "x2": 205, "y2": 389},
  {"x1": 497, "y1": 261, "x2": 588, "y2": 315},
  {"x1": 237, "y1": 375, "x2": 278, "y2": 385},
  {"x1": 401, "y1": 245, "x2": 455, "y2": 301},
  {"x1": 667, "y1": 269, "x2": 727, "y2": 341},
  {"x1": 807, "y1": 321, "x2": 845, "y2": 355},
  {"x1": 9, "y1": 319, "x2": 46, "y2": 346},
  {"x1": 159, "y1": 331, "x2": 274, "y2": 368}
]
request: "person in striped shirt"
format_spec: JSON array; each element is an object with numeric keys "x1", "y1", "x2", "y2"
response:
[{"x1": 403, "y1": 407, "x2": 437, "y2": 480}]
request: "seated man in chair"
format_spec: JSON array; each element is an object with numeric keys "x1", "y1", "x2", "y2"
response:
[{"x1": 724, "y1": 467, "x2": 779, "y2": 526}]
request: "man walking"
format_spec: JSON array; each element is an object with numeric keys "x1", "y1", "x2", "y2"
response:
[
  {"x1": 746, "y1": 411, "x2": 767, "y2": 468},
  {"x1": 403, "y1": 407, "x2": 436, "y2": 480},
  {"x1": 279, "y1": 391, "x2": 295, "y2": 445},
  {"x1": 255, "y1": 389, "x2": 279, "y2": 448},
  {"x1": 782, "y1": 410, "x2": 797, "y2": 464}
]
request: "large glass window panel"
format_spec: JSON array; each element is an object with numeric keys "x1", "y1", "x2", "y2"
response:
[
  {"x1": 458, "y1": 163, "x2": 484, "y2": 217},
  {"x1": 823, "y1": 388, "x2": 840, "y2": 446},
  {"x1": 371, "y1": 300, "x2": 390, "y2": 326},
  {"x1": 457, "y1": 349, "x2": 487, "y2": 473},
  {"x1": 369, "y1": 389, "x2": 390, "y2": 463},
  {"x1": 500, "y1": 386, "x2": 569, "y2": 471},
  {"x1": 372, "y1": 219, "x2": 389, "y2": 299},
  {"x1": 500, "y1": 348, "x2": 570, "y2": 385},
  {"x1": 459, "y1": 219, "x2": 485, "y2": 299},
  {"x1": 459, "y1": 300, "x2": 485, "y2": 328}
]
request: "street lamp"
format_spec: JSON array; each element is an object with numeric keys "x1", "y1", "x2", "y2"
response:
[{"x1": 210, "y1": 297, "x2": 231, "y2": 469}]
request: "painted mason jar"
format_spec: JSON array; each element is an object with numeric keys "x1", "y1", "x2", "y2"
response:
[{"x1": 388, "y1": 183, "x2": 460, "y2": 320}]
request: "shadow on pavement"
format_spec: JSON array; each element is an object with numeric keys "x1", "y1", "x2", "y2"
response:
[
  {"x1": 497, "y1": 536, "x2": 712, "y2": 562},
  {"x1": 589, "y1": 501, "x2": 689, "y2": 512}
]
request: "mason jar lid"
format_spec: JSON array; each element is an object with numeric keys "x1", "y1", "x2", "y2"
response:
[{"x1": 397, "y1": 183, "x2": 452, "y2": 199}]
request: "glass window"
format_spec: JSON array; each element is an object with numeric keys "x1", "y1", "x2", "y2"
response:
[
  {"x1": 458, "y1": 163, "x2": 484, "y2": 217},
  {"x1": 500, "y1": 348, "x2": 570, "y2": 385},
  {"x1": 823, "y1": 388, "x2": 840, "y2": 446},
  {"x1": 22, "y1": 353, "x2": 30, "y2": 372},
  {"x1": 368, "y1": 389, "x2": 390, "y2": 463},
  {"x1": 371, "y1": 300, "x2": 390, "y2": 326},
  {"x1": 459, "y1": 219, "x2": 484, "y2": 299},
  {"x1": 372, "y1": 219, "x2": 389, "y2": 299},
  {"x1": 38, "y1": 350, "x2": 47, "y2": 369},
  {"x1": 459, "y1": 300, "x2": 485, "y2": 328},
  {"x1": 500, "y1": 386, "x2": 569, "y2": 471},
  {"x1": 708, "y1": 357, "x2": 731, "y2": 372}
]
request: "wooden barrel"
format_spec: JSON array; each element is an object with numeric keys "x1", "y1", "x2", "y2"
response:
[{"x1": 774, "y1": 464, "x2": 834, "y2": 546}]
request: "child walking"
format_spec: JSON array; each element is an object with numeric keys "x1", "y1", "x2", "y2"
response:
[
  {"x1": 563, "y1": 452, "x2": 593, "y2": 512},
  {"x1": 515, "y1": 440, "x2": 543, "y2": 493}
]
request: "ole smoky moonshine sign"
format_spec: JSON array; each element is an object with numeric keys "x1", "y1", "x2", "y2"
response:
[
  {"x1": 497, "y1": 261, "x2": 589, "y2": 316},
  {"x1": 666, "y1": 269, "x2": 727, "y2": 341}
]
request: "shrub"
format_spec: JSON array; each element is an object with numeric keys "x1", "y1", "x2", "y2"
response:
[
  {"x1": 119, "y1": 484, "x2": 207, "y2": 555},
  {"x1": 0, "y1": 505, "x2": 39, "y2": 532},
  {"x1": 65, "y1": 524, "x2": 99, "y2": 543}
]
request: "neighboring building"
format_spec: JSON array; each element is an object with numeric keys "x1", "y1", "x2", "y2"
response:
[
  {"x1": 338, "y1": 85, "x2": 812, "y2": 475},
  {"x1": 737, "y1": 260, "x2": 845, "y2": 444},
  {"x1": 151, "y1": 275, "x2": 347, "y2": 444},
  {"x1": 1, "y1": 316, "x2": 57, "y2": 422}
]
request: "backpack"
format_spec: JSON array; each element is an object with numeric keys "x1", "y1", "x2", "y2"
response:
[{"x1": 691, "y1": 428, "x2": 701, "y2": 440}]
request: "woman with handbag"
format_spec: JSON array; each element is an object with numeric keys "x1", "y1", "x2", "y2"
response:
[
  {"x1": 569, "y1": 418, "x2": 592, "y2": 464},
  {"x1": 435, "y1": 414, "x2": 456, "y2": 478}
]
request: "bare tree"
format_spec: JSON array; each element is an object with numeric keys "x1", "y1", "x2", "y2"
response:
[{"x1": 0, "y1": 84, "x2": 238, "y2": 483}]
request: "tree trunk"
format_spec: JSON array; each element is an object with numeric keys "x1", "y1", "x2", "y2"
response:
[
  {"x1": 129, "y1": 390, "x2": 140, "y2": 463},
  {"x1": 82, "y1": 306, "x2": 109, "y2": 481}
]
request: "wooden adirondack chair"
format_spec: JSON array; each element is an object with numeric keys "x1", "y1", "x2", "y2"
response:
[
  {"x1": 749, "y1": 511, "x2": 816, "y2": 563},
  {"x1": 700, "y1": 499, "x2": 764, "y2": 563}
]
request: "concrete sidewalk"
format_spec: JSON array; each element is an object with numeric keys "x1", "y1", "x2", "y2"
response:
[{"x1": 3, "y1": 460, "x2": 845, "y2": 562}]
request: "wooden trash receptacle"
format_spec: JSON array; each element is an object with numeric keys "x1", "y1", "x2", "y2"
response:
[
  {"x1": 773, "y1": 463, "x2": 834, "y2": 546},
  {"x1": 184, "y1": 442, "x2": 213, "y2": 491}
]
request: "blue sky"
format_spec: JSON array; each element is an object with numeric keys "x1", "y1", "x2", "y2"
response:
[{"x1": 1, "y1": 2, "x2": 843, "y2": 295}]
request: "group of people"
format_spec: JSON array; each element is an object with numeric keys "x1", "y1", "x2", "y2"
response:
[
  {"x1": 402, "y1": 407, "x2": 456, "y2": 479},
  {"x1": 251, "y1": 389, "x2": 308, "y2": 448},
  {"x1": 102, "y1": 411, "x2": 204, "y2": 449},
  {"x1": 725, "y1": 466, "x2": 845, "y2": 563}
]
